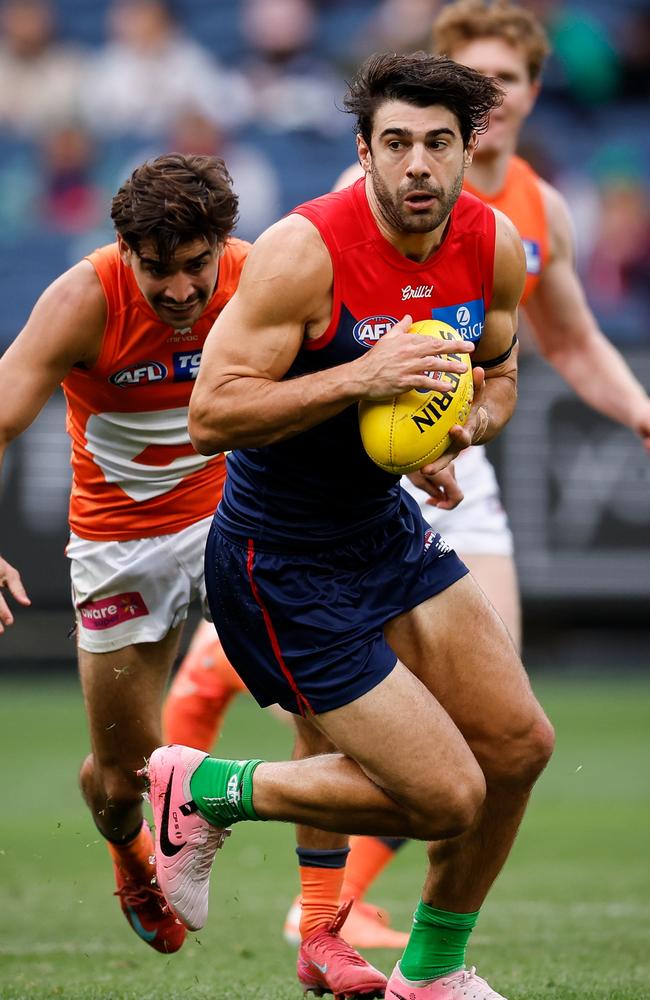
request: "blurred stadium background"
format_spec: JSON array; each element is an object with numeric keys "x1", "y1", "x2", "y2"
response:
[{"x1": 0, "y1": 0, "x2": 648, "y2": 670}]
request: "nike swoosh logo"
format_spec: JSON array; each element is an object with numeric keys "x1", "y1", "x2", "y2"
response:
[
  {"x1": 159, "y1": 766, "x2": 187, "y2": 857},
  {"x1": 388, "y1": 991, "x2": 409, "y2": 1000},
  {"x1": 310, "y1": 960, "x2": 329, "y2": 974},
  {"x1": 127, "y1": 906, "x2": 157, "y2": 942}
]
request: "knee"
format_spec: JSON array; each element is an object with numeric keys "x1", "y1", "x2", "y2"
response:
[
  {"x1": 483, "y1": 712, "x2": 555, "y2": 791},
  {"x1": 79, "y1": 751, "x2": 144, "y2": 811},
  {"x1": 410, "y1": 763, "x2": 486, "y2": 840}
]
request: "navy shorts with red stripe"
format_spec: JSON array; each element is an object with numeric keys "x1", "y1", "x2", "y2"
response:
[{"x1": 204, "y1": 491, "x2": 469, "y2": 716}]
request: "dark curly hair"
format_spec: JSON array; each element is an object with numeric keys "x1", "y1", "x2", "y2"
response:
[
  {"x1": 111, "y1": 153, "x2": 239, "y2": 264},
  {"x1": 344, "y1": 51, "x2": 503, "y2": 149}
]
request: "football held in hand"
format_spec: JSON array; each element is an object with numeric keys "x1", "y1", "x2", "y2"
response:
[{"x1": 358, "y1": 320, "x2": 474, "y2": 474}]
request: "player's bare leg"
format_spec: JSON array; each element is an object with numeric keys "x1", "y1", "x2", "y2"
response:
[
  {"x1": 285, "y1": 717, "x2": 410, "y2": 950},
  {"x1": 288, "y1": 551, "x2": 521, "y2": 950},
  {"x1": 461, "y1": 551, "x2": 521, "y2": 651},
  {"x1": 379, "y1": 573, "x2": 553, "y2": 995},
  {"x1": 143, "y1": 661, "x2": 487, "y2": 925},
  {"x1": 78, "y1": 623, "x2": 187, "y2": 953},
  {"x1": 285, "y1": 719, "x2": 389, "y2": 996},
  {"x1": 162, "y1": 619, "x2": 247, "y2": 749}
]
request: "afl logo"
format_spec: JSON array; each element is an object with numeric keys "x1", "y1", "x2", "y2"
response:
[
  {"x1": 456, "y1": 306, "x2": 471, "y2": 326},
  {"x1": 109, "y1": 361, "x2": 168, "y2": 387},
  {"x1": 352, "y1": 315, "x2": 397, "y2": 349}
]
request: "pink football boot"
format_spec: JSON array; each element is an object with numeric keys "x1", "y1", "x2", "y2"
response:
[
  {"x1": 385, "y1": 964, "x2": 508, "y2": 1000},
  {"x1": 297, "y1": 899, "x2": 387, "y2": 998},
  {"x1": 140, "y1": 744, "x2": 231, "y2": 931}
]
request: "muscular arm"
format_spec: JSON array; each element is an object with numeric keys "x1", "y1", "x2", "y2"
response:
[
  {"x1": 0, "y1": 261, "x2": 105, "y2": 629},
  {"x1": 469, "y1": 209, "x2": 526, "y2": 444},
  {"x1": 524, "y1": 182, "x2": 650, "y2": 447},
  {"x1": 189, "y1": 215, "x2": 473, "y2": 454}
]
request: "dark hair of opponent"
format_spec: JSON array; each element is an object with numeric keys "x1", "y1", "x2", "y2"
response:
[
  {"x1": 111, "y1": 153, "x2": 239, "y2": 264},
  {"x1": 344, "y1": 51, "x2": 503, "y2": 149}
]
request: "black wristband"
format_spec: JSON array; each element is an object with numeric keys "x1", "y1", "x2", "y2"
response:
[{"x1": 476, "y1": 334, "x2": 518, "y2": 370}]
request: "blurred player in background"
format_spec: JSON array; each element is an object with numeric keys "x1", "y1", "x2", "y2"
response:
[
  {"x1": 145, "y1": 53, "x2": 554, "y2": 1000},
  {"x1": 162, "y1": 0, "x2": 650, "y2": 950},
  {"x1": 0, "y1": 153, "x2": 248, "y2": 955}
]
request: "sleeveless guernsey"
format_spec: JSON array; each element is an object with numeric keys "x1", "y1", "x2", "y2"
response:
[
  {"x1": 464, "y1": 155, "x2": 548, "y2": 304},
  {"x1": 63, "y1": 238, "x2": 249, "y2": 541},
  {"x1": 218, "y1": 179, "x2": 496, "y2": 548}
]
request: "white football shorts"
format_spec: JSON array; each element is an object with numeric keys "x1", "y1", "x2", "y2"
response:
[
  {"x1": 401, "y1": 445, "x2": 514, "y2": 557},
  {"x1": 67, "y1": 514, "x2": 213, "y2": 653}
]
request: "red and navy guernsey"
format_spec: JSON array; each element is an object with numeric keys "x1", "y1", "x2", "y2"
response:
[{"x1": 217, "y1": 178, "x2": 496, "y2": 548}]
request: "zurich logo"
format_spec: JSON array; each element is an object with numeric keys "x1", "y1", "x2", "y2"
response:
[
  {"x1": 432, "y1": 299, "x2": 485, "y2": 343},
  {"x1": 352, "y1": 314, "x2": 397, "y2": 349}
]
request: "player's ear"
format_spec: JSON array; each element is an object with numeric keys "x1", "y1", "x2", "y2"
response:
[
  {"x1": 117, "y1": 234, "x2": 134, "y2": 268},
  {"x1": 356, "y1": 132, "x2": 372, "y2": 173},
  {"x1": 464, "y1": 131, "x2": 478, "y2": 167}
]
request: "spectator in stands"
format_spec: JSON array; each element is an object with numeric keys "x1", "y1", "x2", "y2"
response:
[
  {"x1": 81, "y1": 0, "x2": 252, "y2": 137},
  {"x1": 0, "y1": 0, "x2": 87, "y2": 135},
  {"x1": 39, "y1": 124, "x2": 104, "y2": 234},
  {"x1": 585, "y1": 171, "x2": 650, "y2": 339},
  {"x1": 352, "y1": 0, "x2": 443, "y2": 59},
  {"x1": 122, "y1": 107, "x2": 281, "y2": 243},
  {"x1": 168, "y1": 109, "x2": 280, "y2": 243},
  {"x1": 241, "y1": 0, "x2": 345, "y2": 135},
  {"x1": 619, "y1": 8, "x2": 650, "y2": 101}
]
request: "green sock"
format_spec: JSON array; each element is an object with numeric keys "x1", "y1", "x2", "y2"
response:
[
  {"x1": 189, "y1": 757, "x2": 264, "y2": 826},
  {"x1": 399, "y1": 899, "x2": 480, "y2": 981}
]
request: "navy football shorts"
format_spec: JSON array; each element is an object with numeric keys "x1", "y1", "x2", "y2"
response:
[{"x1": 204, "y1": 491, "x2": 468, "y2": 716}]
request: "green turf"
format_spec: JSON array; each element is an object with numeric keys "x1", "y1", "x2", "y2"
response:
[{"x1": 0, "y1": 674, "x2": 648, "y2": 999}]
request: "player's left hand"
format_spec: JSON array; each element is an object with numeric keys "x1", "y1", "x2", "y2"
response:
[
  {"x1": 419, "y1": 368, "x2": 487, "y2": 476},
  {"x1": 408, "y1": 465, "x2": 464, "y2": 509},
  {"x1": 0, "y1": 555, "x2": 31, "y2": 634}
]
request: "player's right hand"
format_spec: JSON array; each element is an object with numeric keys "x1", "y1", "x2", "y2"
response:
[
  {"x1": 0, "y1": 556, "x2": 31, "y2": 633},
  {"x1": 355, "y1": 314, "x2": 474, "y2": 400},
  {"x1": 408, "y1": 464, "x2": 464, "y2": 510}
]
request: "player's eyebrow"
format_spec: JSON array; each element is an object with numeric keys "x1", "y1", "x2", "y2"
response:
[
  {"x1": 378, "y1": 126, "x2": 456, "y2": 140},
  {"x1": 139, "y1": 250, "x2": 211, "y2": 269}
]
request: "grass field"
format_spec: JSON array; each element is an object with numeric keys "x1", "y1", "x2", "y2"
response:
[{"x1": 0, "y1": 673, "x2": 649, "y2": 1000}]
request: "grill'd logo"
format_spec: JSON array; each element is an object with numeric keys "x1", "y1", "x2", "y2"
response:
[{"x1": 402, "y1": 284, "x2": 433, "y2": 300}]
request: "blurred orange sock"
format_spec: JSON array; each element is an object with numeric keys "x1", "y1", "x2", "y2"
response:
[
  {"x1": 107, "y1": 821, "x2": 153, "y2": 880},
  {"x1": 297, "y1": 847, "x2": 350, "y2": 938},
  {"x1": 162, "y1": 624, "x2": 247, "y2": 751},
  {"x1": 341, "y1": 836, "x2": 406, "y2": 901}
]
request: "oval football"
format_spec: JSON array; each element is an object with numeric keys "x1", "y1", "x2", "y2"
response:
[{"x1": 358, "y1": 319, "x2": 474, "y2": 475}]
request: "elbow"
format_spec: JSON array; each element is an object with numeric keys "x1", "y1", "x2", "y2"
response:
[
  {"x1": 188, "y1": 408, "x2": 228, "y2": 456},
  {"x1": 189, "y1": 424, "x2": 225, "y2": 456}
]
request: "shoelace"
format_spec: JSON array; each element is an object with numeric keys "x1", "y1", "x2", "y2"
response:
[
  {"x1": 441, "y1": 967, "x2": 499, "y2": 998},
  {"x1": 114, "y1": 881, "x2": 166, "y2": 910},
  {"x1": 308, "y1": 900, "x2": 371, "y2": 968},
  {"x1": 309, "y1": 931, "x2": 371, "y2": 968}
]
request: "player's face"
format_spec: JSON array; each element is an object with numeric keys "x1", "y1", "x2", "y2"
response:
[
  {"x1": 450, "y1": 37, "x2": 540, "y2": 157},
  {"x1": 360, "y1": 100, "x2": 476, "y2": 235},
  {"x1": 120, "y1": 236, "x2": 221, "y2": 329}
]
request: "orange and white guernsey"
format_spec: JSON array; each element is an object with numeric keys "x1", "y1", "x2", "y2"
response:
[
  {"x1": 463, "y1": 154, "x2": 549, "y2": 305},
  {"x1": 62, "y1": 238, "x2": 249, "y2": 542}
]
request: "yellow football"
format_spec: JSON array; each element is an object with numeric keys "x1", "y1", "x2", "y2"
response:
[{"x1": 358, "y1": 319, "x2": 474, "y2": 475}]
